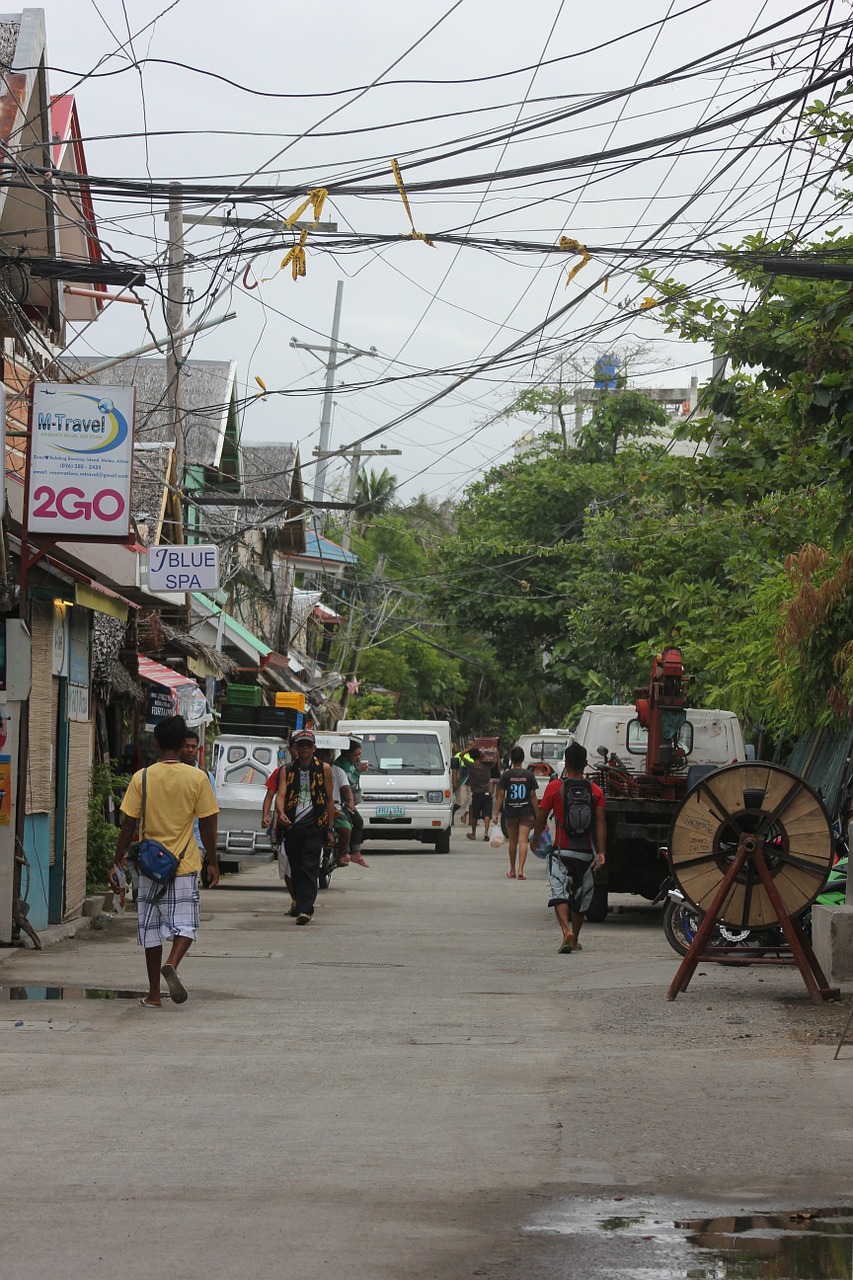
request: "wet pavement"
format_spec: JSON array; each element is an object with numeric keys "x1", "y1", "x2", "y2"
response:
[{"x1": 520, "y1": 1198, "x2": 853, "y2": 1278}]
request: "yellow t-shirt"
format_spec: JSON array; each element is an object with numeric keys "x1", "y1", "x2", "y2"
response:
[{"x1": 121, "y1": 761, "x2": 218, "y2": 876}]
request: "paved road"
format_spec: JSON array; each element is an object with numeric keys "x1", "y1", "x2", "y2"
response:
[{"x1": 1, "y1": 826, "x2": 851, "y2": 1279}]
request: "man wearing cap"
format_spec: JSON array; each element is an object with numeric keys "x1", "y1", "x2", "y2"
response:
[{"x1": 274, "y1": 730, "x2": 335, "y2": 925}]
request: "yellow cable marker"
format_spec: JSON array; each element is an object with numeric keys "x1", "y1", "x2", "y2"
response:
[
  {"x1": 277, "y1": 188, "x2": 329, "y2": 281},
  {"x1": 281, "y1": 226, "x2": 310, "y2": 280},
  {"x1": 392, "y1": 159, "x2": 434, "y2": 247},
  {"x1": 255, "y1": 376, "x2": 267, "y2": 394},
  {"x1": 559, "y1": 236, "x2": 591, "y2": 286},
  {"x1": 603, "y1": 276, "x2": 609, "y2": 295},
  {"x1": 640, "y1": 296, "x2": 658, "y2": 310}
]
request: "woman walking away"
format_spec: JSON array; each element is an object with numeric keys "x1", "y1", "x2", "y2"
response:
[{"x1": 494, "y1": 746, "x2": 540, "y2": 879}]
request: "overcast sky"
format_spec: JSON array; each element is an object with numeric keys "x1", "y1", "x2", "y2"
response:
[{"x1": 34, "y1": 0, "x2": 849, "y2": 505}]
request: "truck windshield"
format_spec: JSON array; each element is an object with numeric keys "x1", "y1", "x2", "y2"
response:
[
  {"x1": 360, "y1": 732, "x2": 444, "y2": 775},
  {"x1": 531, "y1": 739, "x2": 569, "y2": 762}
]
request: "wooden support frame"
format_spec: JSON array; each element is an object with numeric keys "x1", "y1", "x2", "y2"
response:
[{"x1": 667, "y1": 833, "x2": 840, "y2": 1006}]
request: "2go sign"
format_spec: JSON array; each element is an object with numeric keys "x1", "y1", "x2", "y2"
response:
[
  {"x1": 30, "y1": 486, "x2": 126, "y2": 523},
  {"x1": 26, "y1": 382, "x2": 135, "y2": 540}
]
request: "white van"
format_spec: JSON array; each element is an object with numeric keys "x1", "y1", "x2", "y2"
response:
[
  {"x1": 515, "y1": 729, "x2": 572, "y2": 788},
  {"x1": 572, "y1": 704, "x2": 746, "y2": 770},
  {"x1": 210, "y1": 734, "x2": 286, "y2": 870},
  {"x1": 336, "y1": 719, "x2": 453, "y2": 854}
]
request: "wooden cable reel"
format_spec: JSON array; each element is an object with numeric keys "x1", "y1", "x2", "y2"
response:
[{"x1": 666, "y1": 762, "x2": 839, "y2": 1004}]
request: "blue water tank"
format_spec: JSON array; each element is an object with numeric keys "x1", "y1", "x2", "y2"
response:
[{"x1": 593, "y1": 354, "x2": 620, "y2": 390}]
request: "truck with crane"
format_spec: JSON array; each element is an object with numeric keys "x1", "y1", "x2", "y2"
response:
[{"x1": 571, "y1": 648, "x2": 746, "y2": 919}]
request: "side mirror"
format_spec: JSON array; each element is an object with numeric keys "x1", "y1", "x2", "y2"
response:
[{"x1": 596, "y1": 745, "x2": 608, "y2": 759}]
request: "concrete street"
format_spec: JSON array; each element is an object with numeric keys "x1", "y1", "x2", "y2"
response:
[{"x1": 2, "y1": 826, "x2": 852, "y2": 1279}]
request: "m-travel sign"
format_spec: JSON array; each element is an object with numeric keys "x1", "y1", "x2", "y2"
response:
[{"x1": 26, "y1": 383, "x2": 135, "y2": 540}]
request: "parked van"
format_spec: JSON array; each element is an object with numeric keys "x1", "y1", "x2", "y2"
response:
[
  {"x1": 335, "y1": 719, "x2": 453, "y2": 854},
  {"x1": 210, "y1": 734, "x2": 286, "y2": 871}
]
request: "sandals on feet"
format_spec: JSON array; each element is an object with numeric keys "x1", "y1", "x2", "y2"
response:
[
  {"x1": 506, "y1": 871, "x2": 516, "y2": 878},
  {"x1": 160, "y1": 963, "x2": 188, "y2": 1004}
]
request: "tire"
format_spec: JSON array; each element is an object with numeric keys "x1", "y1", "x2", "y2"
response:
[
  {"x1": 435, "y1": 828, "x2": 451, "y2": 855},
  {"x1": 586, "y1": 885, "x2": 609, "y2": 923},
  {"x1": 662, "y1": 898, "x2": 701, "y2": 956}
]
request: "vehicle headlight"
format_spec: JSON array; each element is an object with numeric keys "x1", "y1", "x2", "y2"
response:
[{"x1": 426, "y1": 790, "x2": 443, "y2": 803}]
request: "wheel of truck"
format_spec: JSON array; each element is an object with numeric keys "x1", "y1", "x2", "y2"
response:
[
  {"x1": 318, "y1": 872, "x2": 331, "y2": 890},
  {"x1": 586, "y1": 885, "x2": 608, "y2": 922},
  {"x1": 435, "y1": 828, "x2": 451, "y2": 855}
]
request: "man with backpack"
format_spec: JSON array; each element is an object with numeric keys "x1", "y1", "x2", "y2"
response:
[
  {"x1": 494, "y1": 745, "x2": 540, "y2": 879},
  {"x1": 528, "y1": 742, "x2": 606, "y2": 953}
]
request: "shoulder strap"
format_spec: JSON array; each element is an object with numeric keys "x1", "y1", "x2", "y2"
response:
[{"x1": 140, "y1": 767, "x2": 148, "y2": 838}]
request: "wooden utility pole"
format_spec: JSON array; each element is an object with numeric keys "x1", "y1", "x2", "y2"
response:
[
  {"x1": 338, "y1": 555, "x2": 387, "y2": 717},
  {"x1": 166, "y1": 183, "x2": 186, "y2": 489}
]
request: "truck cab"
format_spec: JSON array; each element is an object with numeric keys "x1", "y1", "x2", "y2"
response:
[{"x1": 336, "y1": 719, "x2": 454, "y2": 854}]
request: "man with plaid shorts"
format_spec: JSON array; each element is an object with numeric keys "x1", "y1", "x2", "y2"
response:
[
  {"x1": 529, "y1": 742, "x2": 606, "y2": 954},
  {"x1": 113, "y1": 715, "x2": 219, "y2": 1007}
]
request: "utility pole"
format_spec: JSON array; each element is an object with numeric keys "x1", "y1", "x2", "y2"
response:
[
  {"x1": 312, "y1": 443, "x2": 402, "y2": 552},
  {"x1": 166, "y1": 184, "x2": 186, "y2": 489},
  {"x1": 290, "y1": 282, "x2": 378, "y2": 511},
  {"x1": 338, "y1": 555, "x2": 387, "y2": 717}
]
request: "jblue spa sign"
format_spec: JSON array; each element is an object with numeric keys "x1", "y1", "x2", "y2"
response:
[
  {"x1": 27, "y1": 383, "x2": 135, "y2": 540},
  {"x1": 147, "y1": 544, "x2": 220, "y2": 593}
]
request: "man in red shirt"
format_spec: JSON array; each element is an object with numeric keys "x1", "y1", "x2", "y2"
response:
[{"x1": 529, "y1": 742, "x2": 606, "y2": 953}]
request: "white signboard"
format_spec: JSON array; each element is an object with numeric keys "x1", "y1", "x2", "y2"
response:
[
  {"x1": 147, "y1": 544, "x2": 220, "y2": 593},
  {"x1": 67, "y1": 683, "x2": 90, "y2": 722},
  {"x1": 52, "y1": 601, "x2": 70, "y2": 677},
  {"x1": 27, "y1": 383, "x2": 135, "y2": 539}
]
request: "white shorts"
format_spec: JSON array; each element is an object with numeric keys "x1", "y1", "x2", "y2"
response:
[{"x1": 137, "y1": 873, "x2": 200, "y2": 948}]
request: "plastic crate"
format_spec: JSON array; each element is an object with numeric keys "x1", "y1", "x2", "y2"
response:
[
  {"x1": 274, "y1": 692, "x2": 306, "y2": 711},
  {"x1": 225, "y1": 684, "x2": 264, "y2": 707},
  {"x1": 258, "y1": 706, "x2": 301, "y2": 729}
]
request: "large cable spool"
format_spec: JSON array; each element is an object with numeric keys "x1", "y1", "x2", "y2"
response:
[{"x1": 668, "y1": 762, "x2": 834, "y2": 929}]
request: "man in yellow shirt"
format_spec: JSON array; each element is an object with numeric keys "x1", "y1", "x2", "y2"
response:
[{"x1": 113, "y1": 714, "x2": 219, "y2": 1008}]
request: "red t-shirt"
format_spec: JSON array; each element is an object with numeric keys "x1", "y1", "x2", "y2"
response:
[
  {"x1": 541, "y1": 775, "x2": 605, "y2": 852},
  {"x1": 265, "y1": 766, "x2": 281, "y2": 793}
]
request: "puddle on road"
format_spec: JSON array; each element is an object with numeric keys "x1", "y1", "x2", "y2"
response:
[
  {"x1": 528, "y1": 1199, "x2": 853, "y2": 1278},
  {"x1": 0, "y1": 985, "x2": 145, "y2": 1001}
]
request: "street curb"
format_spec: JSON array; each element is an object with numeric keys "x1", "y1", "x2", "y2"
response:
[{"x1": 0, "y1": 914, "x2": 93, "y2": 964}]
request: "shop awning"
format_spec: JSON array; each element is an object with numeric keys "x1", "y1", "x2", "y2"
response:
[
  {"x1": 137, "y1": 656, "x2": 198, "y2": 690},
  {"x1": 137, "y1": 656, "x2": 210, "y2": 727}
]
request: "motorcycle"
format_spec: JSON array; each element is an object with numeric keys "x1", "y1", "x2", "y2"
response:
[{"x1": 661, "y1": 844, "x2": 848, "y2": 957}]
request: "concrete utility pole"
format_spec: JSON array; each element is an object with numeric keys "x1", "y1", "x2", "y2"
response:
[
  {"x1": 166, "y1": 183, "x2": 186, "y2": 485},
  {"x1": 311, "y1": 443, "x2": 402, "y2": 552},
  {"x1": 290, "y1": 282, "x2": 378, "y2": 510},
  {"x1": 338, "y1": 555, "x2": 387, "y2": 717}
]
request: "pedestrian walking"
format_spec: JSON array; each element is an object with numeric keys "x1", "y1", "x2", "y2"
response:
[
  {"x1": 452, "y1": 738, "x2": 476, "y2": 825},
  {"x1": 494, "y1": 745, "x2": 540, "y2": 879},
  {"x1": 464, "y1": 747, "x2": 494, "y2": 842},
  {"x1": 112, "y1": 714, "x2": 219, "y2": 1007},
  {"x1": 182, "y1": 727, "x2": 217, "y2": 887},
  {"x1": 528, "y1": 742, "x2": 605, "y2": 953},
  {"x1": 262, "y1": 745, "x2": 297, "y2": 914},
  {"x1": 274, "y1": 729, "x2": 335, "y2": 925}
]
